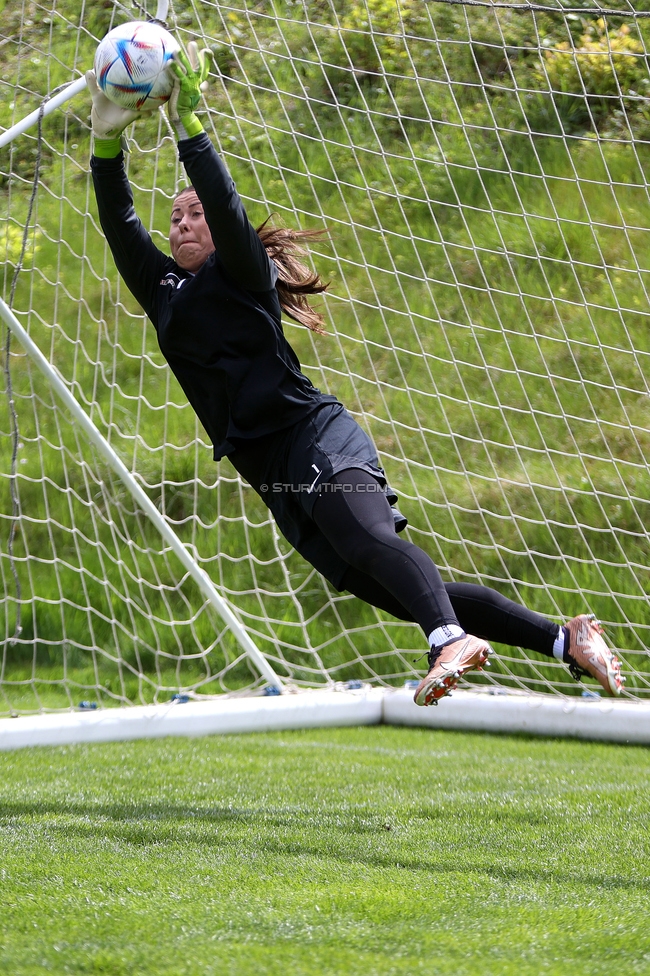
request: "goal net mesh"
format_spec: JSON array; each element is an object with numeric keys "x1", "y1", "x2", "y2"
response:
[{"x1": 2, "y1": 0, "x2": 650, "y2": 714}]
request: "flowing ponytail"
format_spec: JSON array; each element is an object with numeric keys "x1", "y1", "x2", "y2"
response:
[{"x1": 256, "y1": 219, "x2": 329, "y2": 334}]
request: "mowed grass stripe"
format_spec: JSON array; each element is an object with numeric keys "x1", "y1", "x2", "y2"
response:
[{"x1": 1, "y1": 725, "x2": 649, "y2": 975}]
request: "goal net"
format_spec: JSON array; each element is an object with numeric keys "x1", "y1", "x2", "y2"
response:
[{"x1": 2, "y1": 0, "x2": 650, "y2": 716}]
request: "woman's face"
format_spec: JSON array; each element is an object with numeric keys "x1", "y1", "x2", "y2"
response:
[{"x1": 169, "y1": 192, "x2": 215, "y2": 272}]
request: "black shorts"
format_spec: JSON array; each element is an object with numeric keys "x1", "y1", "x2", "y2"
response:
[{"x1": 229, "y1": 401, "x2": 407, "y2": 589}]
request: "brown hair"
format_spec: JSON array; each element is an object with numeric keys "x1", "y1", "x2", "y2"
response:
[
  {"x1": 256, "y1": 219, "x2": 329, "y2": 334},
  {"x1": 174, "y1": 187, "x2": 329, "y2": 333}
]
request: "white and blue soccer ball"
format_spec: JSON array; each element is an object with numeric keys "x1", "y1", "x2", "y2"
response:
[{"x1": 94, "y1": 21, "x2": 180, "y2": 111}]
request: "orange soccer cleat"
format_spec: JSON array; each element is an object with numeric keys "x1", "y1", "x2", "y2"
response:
[
  {"x1": 413, "y1": 634, "x2": 492, "y2": 706},
  {"x1": 564, "y1": 614, "x2": 624, "y2": 696}
]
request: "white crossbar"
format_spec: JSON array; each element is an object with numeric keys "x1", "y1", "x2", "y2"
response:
[{"x1": 0, "y1": 77, "x2": 87, "y2": 149}]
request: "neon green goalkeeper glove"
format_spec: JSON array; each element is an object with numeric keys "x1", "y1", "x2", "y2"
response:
[
  {"x1": 86, "y1": 69, "x2": 141, "y2": 157},
  {"x1": 167, "y1": 41, "x2": 212, "y2": 140}
]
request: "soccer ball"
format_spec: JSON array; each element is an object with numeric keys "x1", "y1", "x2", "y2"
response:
[{"x1": 94, "y1": 21, "x2": 180, "y2": 111}]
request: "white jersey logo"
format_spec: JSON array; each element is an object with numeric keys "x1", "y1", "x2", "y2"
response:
[{"x1": 160, "y1": 273, "x2": 190, "y2": 290}]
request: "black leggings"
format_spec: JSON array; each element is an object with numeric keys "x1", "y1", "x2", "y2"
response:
[{"x1": 312, "y1": 469, "x2": 558, "y2": 657}]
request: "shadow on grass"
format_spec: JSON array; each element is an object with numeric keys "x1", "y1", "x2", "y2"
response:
[{"x1": 1, "y1": 797, "x2": 648, "y2": 894}]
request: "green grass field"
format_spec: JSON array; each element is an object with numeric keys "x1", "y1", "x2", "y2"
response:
[
  {"x1": 2, "y1": 9, "x2": 650, "y2": 971},
  {"x1": 1, "y1": 725, "x2": 649, "y2": 975}
]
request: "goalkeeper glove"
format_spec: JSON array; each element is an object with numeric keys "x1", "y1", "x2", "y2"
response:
[
  {"x1": 86, "y1": 69, "x2": 142, "y2": 157},
  {"x1": 167, "y1": 41, "x2": 212, "y2": 140}
]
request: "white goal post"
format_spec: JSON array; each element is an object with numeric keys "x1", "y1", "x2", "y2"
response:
[
  {"x1": 1, "y1": 0, "x2": 650, "y2": 742},
  {"x1": 0, "y1": 294, "x2": 282, "y2": 692}
]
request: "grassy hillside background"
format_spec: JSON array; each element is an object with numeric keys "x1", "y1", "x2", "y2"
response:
[{"x1": 1, "y1": 0, "x2": 650, "y2": 711}]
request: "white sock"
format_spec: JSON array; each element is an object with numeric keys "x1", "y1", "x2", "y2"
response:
[
  {"x1": 428, "y1": 623, "x2": 465, "y2": 650},
  {"x1": 552, "y1": 626, "x2": 566, "y2": 661}
]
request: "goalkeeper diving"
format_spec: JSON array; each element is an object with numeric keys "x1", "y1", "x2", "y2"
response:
[{"x1": 87, "y1": 39, "x2": 624, "y2": 704}]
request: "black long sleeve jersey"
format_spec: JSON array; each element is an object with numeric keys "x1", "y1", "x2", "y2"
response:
[{"x1": 91, "y1": 132, "x2": 335, "y2": 460}]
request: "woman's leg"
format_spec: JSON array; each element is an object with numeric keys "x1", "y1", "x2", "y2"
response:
[
  {"x1": 445, "y1": 582, "x2": 558, "y2": 657},
  {"x1": 340, "y1": 568, "x2": 558, "y2": 658},
  {"x1": 317, "y1": 469, "x2": 621, "y2": 697},
  {"x1": 312, "y1": 468, "x2": 459, "y2": 639},
  {"x1": 339, "y1": 565, "x2": 416, "y2": 622}
]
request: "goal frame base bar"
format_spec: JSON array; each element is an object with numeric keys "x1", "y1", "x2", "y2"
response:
[{"x1": 0, "y1": 687, "x2": 648, "y2": 750}]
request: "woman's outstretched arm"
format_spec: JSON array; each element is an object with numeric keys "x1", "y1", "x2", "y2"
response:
[
  {"x1": 177, "y1": 133, "x2": 277, "y2": 293},
  {"x1": 91, "y1": 152, "x2": 171, "y2": 319},
  {"x1": 167, "y1": 43, "x2": 277, "y2": 294},
  {"x1": 87, "y1": 69, "x2": 171, "y2": 321}
]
